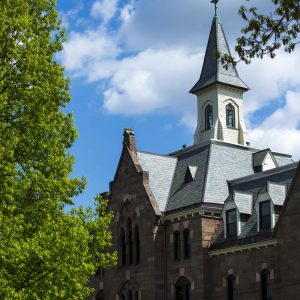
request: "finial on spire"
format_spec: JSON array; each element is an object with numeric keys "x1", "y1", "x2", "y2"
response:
[{"x1": 211, "y1": 0, "x2": 219, "y2": 16}]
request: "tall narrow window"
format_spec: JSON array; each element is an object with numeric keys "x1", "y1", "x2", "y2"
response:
[
  {"x1": 259, "y1": 201, "x2": 271, "y2": 230},
  {"x1": 183, "y1": 229, "x2": 191, "y2": 259},
  {"x1": 226, "y1": 209, "x2": 237, "y2": 237},
  {"x1": 261, "y1": 270, "x2": 272, "y2": 300},
  {"x1": 226, "y1": 104, "x2": 235, "y2": 128},
  {"x1": 121, "y1": 295, "x2": 125, "y2": 300},
  {"x1": 120, "y1": 228, "x2": 126, "y2": 266},
  {"x1": 227, "y1": 275, "x2": 237, "y2": 300},
  {"x1": 134, "y1": 291, "x2": 139, "y2": 300},
  {"x1": 175, "y1": 277, "x2": 191, "y2": 300},
  {"x1": 174, "y1": 231, "x2": 181, "y2": 261},
  {"x1": 135, "y1": 224, "x2": 140, "y2": 264},
  {"x1": 127, "y1": 218, "x2": 133, "y2": 265},
  {"x1": 127, "y1": 290, "x2": 133, "y2": 300},
  {"x1": 205, "y1": 105, "x2": 213, "y2": 130}
]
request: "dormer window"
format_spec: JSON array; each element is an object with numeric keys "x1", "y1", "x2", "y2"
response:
[
  {"x1": 226, "y1": 103, "x2": 235, "y2": 128},
  {"x1": 259, "y1": 201, "x2": 271, "y2": 230},
  {"x1": 205, "y1": 105, "x2": 213, "y2": 130},
  {"x1": 226, "y1": 209, "x2": 237, "y2": 237}
]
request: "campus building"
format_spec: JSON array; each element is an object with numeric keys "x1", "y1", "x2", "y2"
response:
[{"x1": 89, "y1": 9, "x2": 300, "y2": 300}]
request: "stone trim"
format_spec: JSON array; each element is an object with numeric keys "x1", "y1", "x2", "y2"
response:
[{"x1": 209, "y1": 239, "x2": 278, "y2": 257}]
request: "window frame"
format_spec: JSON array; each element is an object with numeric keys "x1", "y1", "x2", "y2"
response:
[
  {"x1": 259, "y1": 201, "x2": 271, "y2": 231},
  {"x1": 226, "y1": 209, "x2": 237, "y2": 238},
  {"x1": 261, "y1": 269, "x2": 272, "y2": 300},
  {"x1": 183, "y1": 229, "x2": 191, "y2": 259},
  {"x1": 226, "y1": 103, "x2": 235, "y2": 129},
  {"x1": 227, "y1": 275, "x2": 237, "y2": 300},
  {"x1": 205, "y1": 104, "x2": 213, "y2": 130},
  {"x1": 174, "y1": 231, "x2": 181, "y2": 261}
]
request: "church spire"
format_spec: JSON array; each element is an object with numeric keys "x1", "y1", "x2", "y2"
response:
[{"x1": 190, "y1": 8, "x2": 249, "y2": 94}]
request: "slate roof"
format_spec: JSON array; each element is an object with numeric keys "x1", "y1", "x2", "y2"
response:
[
  {"x1": 136, "y1": 140, "x2": 295, "y2": 213},
  {"x1": 190, "y1": 15, "x2": 249, "y2": 94},
  {"x1": 210, "y1": 162, "x2": 298, "y2": 250},
  {"x1": 268, "y1": 182, "x2": 286, "y2": 206},
  {"x1": 233, "y1": 191, "x2": 253, "y2": 215},
  {"x1": 136, "y1": 151, "x2": 177, "y2": 212}
]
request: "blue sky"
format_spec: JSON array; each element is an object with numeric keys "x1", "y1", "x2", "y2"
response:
[{"x1": 56, "y1": 0, "x2": 300, "y2": 208}]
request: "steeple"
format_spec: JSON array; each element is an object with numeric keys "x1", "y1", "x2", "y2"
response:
[
  {"x1": 190, "y1": 14, "x2": 249, "y2": 94},
  {"x1": 191, "y1": 5, "x2": 249, "y2": 146}
]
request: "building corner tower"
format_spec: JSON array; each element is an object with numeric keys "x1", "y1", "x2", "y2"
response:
[{"x1": 190, "y1": 13, "x2": 250, "y2": 146}]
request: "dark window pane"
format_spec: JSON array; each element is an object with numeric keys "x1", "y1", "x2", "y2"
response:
[
  {"x1": 227, "y1": 276, "x2": 237, "y2": 300},
  {"x1": 260, "y1": 201, "x2": 271, "y2": 230},
  {"x1": 184, "y1": 229, "x2": 191, "y2": 259},
  {"x1": 121, "y1": 229, "x2": 126, "y2": 266},
  {"x1": 261, "y1": 270, "x2": 272, "y2": 300},
  {"x1": 206, "y1": 105, "x2": 213, "y2": 130},
  {"x1": 226, "y1": 104, "x2": 235, "y2": 128},
  {"x1": 175, "y1": 277, "x2": 191, "y2": 300},
  {"x1": 127, "y1": 290, "x2": 133, "y2": 300},
  {"x1": 174, "y1": 231, "x2": 181, "y2": 261},
  {"x1": 135, "y1": 225, "x2": 140, "y2": 264},
  {"x1": 226, "y1": 209, "x2": 237, "y2": 237},
  {"x1": 134, "y1": 291, "x2": 139, "y2": 300}
]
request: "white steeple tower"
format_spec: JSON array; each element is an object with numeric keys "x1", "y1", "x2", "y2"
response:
[{"x1": 190, "y1": 9, "x2": 249, "y2": 146}]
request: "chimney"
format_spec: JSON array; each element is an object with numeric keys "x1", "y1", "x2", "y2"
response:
[{"x1": 123, "y1": 128, "x2": 136, "y2": 152}]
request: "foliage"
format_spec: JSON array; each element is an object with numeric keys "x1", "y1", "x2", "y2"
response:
[
  {"x1": 0, "y1": 0, "x2": 116, "y2": 299},
  {"x1": 222, "y1": 0, "x2": 300, "y2": 65}
]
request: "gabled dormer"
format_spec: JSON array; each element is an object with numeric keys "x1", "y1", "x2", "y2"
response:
[
  {"x1": 256, "y1": 182, "x2": 287, "y2": 232},
  {"x1": 253, "y1": 149, "x2": 278, "y2": 173},
  {"x1": 184, "y1": 165, "x2": 198, "y2": 183},
  {"x1": 222, "y1": 191, "x2": 253, "y2": 238},
  {"x1": 190, "y1": 14, "x2": 249, "y2": 146}
]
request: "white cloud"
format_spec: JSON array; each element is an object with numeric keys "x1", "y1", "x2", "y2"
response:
[
  {"x1": 103, "y1": 48, "x2": 200, "y2": 117},
  {"x1": 241, "y1": 50, "x2": 300, "y2": 114},
  {"x1": 91, "y1": 0, "x2": 118, "y2": 24},
  {"x1": 62, "y1": 29, "x2": 120, "y2": 78},
  {"x1": 249, "y1": 91, "x2": 300, "y2": 159}
]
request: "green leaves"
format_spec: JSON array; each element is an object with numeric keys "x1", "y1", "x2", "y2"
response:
[
  {"x1": 0, "y1": 1, "x2": 116, "y2": 298},
  {"x1": 222, "y1": 0, "x2": 300, "y2": 66}
]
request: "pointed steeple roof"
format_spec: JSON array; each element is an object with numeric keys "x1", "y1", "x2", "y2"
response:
[{"x1": 190, "y1": 15, "x2": 249, "y2": 94}]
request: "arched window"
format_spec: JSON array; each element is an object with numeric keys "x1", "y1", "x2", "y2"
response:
[
  {"x1": 120, "y1": 228, "x2": 126, "y2": 266},
  {"x1": 127, "y1": 290, "x2": 133, "y2": 300},
  {"x1": 127, "y1": 218, "x2": 133, "y2": 265},
  {"x1": 205, "y1": 105, "x2": 213, "y2": 130},
  {"x1": 134, "y1": 224, "x2": 140, "y2": 264},
  {"x1": 174, "y1": 231, "x2": 181, "y2": 261},
  {"x1": 227, "y1": 275, "x2": 237, "y2": 300},
  {"x1": 95, "y1": 290, "x2": 104, "y2": 300},
  {"x1": 226, "y1": 103, "x2": 235, "y2": 128},
  {"x1": 261, "y1": 270, "x2": 272, "y2": 300},
  {"x1": 183, "y1": 229, "x2": 191, "y2": 259},
  {"x1": 175, "y1": 277, "x2": 191, "y2": 300},
  {"x1": 134, "y1": 291, "x2": 139, "y2": 300}
]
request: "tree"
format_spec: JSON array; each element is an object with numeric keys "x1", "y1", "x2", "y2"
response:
[
  {"x1": 0, "y1": 1, "x2": 116, "y2": 299},
  {"x1": 222, "y1": 0, "x2": 300, "y2": 65}
]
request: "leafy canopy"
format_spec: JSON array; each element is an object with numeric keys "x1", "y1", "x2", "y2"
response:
[
  {"x1": 0, "y1": 0, "x2": 116, "y2": 299},
  {"x1": 222, "y1": 0, "x2": 300, "y2": 65}
]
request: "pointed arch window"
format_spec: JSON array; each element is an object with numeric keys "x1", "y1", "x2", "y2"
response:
[
  {"x1": 134, "y1": 224, "x2": 140, "y2": 264},
  {"x1": 96, "y1": 290, "x2": 104, "y2": 300},
  {"x1": 205, "y1": 105, "x2": 213, "y2": 130},
  {"x1": 174, "y1": 231, "x2": 181, "y2": 261},
  {"x1": 127, "y1": 218, "x2": 133, "y2": 265},
  {"x1": 127, "y1": 290, "x2": 133, "y2": 300},
  {"x1": 120, "y1": 228, "x2": 126, "y2": 266},
  {"x1": 227, "y1": 275, "x2": 237, "y2": 300},
  {"x1": 175, "y1": 277, "x2": 191, "y2": 300},
  {"x1": 261, "y1": 270, "x2": 272, "y2": 300},
  {"x1": 226, "y1": 103, "x2": 235, "y2": 128}
]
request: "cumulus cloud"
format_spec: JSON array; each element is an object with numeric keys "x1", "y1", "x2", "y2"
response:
[
  {"x1": 103, "y1": 48, "x2": 200, "y2": 116},
  {"x1": 61, "y1": 29, "x2": 120, "y2": 78},
  {"x1": 61, "y1": 0, "x2": 300, "y2": 158},
  {"x1": 91, "y1": 0, "x2": 118, "y2": 24},
  {"x1": 249, "y1": 91, "x2": 300, "y2": 159}
]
